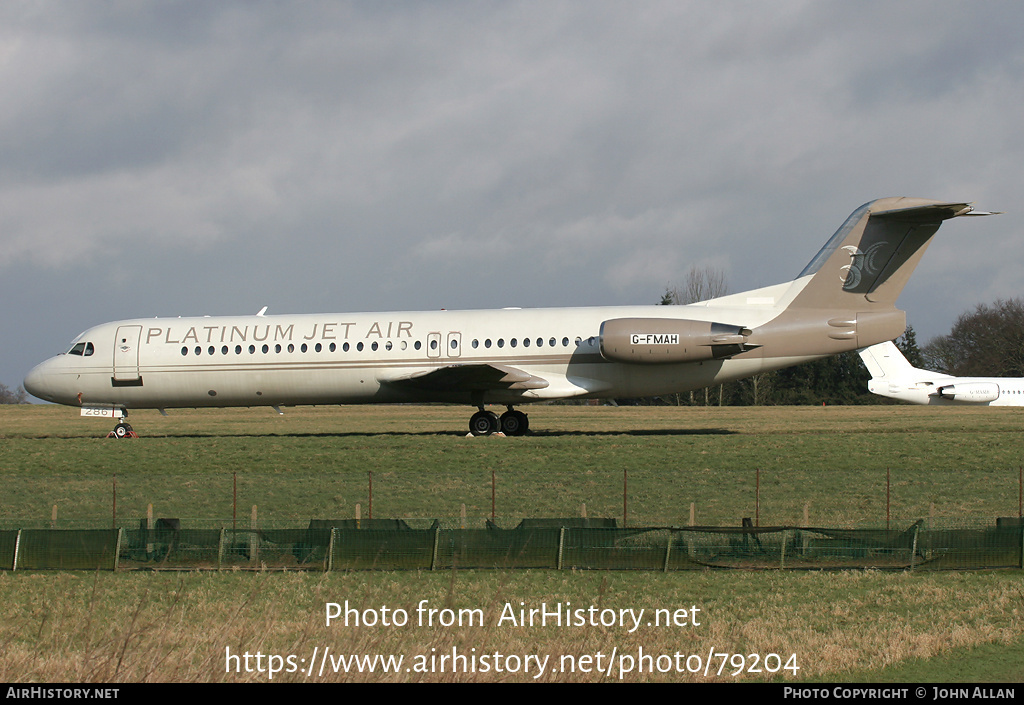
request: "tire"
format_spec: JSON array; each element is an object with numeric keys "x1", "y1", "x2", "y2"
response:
[
  {"x1": 469, "y1": 410, "x2": 498, "y2": 436},
  {"x1": 500, "y1": 410, "x2": 529, "y2": 436}
]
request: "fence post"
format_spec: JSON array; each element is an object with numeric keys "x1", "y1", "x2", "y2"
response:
[
  {"x1": 663, "y1": 532, "x2": 672, "y2": 573},
  {"x1": 780, "y1": 529, "x2": 788, "y2": 569},
  {"x1": 909, "y1": 523, "x2": 919, "y2": 572},
  {"x1": 146, "y1": 504, "x2": 154, "y2": 556},
  {"x1": 249, "y1": 505, "x2": 258, "y2": 566},
  {"x1": 12, "y1": 529, "x2": 21, "y2": 571},
  {"x1": 327, "y1": 528, "x2": 336, "y2": 573},
  {"x1": 557, "y1": 527, "x2": 565, "y2": 570},
  {"x1": 217, "y1": 528, "x2": 225, "y2": 571},
  {"x1": 113, "y1": 528, "x2": 123, "y2": 572},
  {"x1": 430, "y1": 524, "x2": 440, "y2": 571}
]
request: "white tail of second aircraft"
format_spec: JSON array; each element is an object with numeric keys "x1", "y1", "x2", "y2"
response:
[{"x1": 859, "y1": 341, "x2": 1024, "y2": 406}]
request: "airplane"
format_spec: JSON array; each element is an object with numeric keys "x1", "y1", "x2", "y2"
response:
[
  {"x1": 859, "y1": 340, "x2": 1024, "y2": 405},
  {"x1": 24, "y1": 197, "x2": 996, "y2": 437}
]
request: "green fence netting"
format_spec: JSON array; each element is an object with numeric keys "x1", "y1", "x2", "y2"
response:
[{"x1": 1, "y1": 518, "x2": 1021, "y2": 572}]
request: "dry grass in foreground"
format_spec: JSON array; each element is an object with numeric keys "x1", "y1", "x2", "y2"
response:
[{"x1": 0, "y1": 568, "x2": 1021, "y2": 683}]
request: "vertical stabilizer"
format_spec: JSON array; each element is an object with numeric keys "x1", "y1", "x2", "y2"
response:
[
  {"x1": 791, "y1": 198, "x2": 977, "y2": 310},
  {"x1": 743, "y1": 198, "x2": 990, "y2": 360},
  {"x1": 858, "y1": 341, "x2": 917, "y2": 380}
]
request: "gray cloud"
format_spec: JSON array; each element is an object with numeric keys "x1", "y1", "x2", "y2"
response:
[{"x1": 3, "y1": 1, "x2": 1023, "y2": 389}]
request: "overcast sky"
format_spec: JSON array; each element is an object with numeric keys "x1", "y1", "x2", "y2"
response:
[{"x1": 3, "y1": 1, "x2": 1022, "y2": 392}]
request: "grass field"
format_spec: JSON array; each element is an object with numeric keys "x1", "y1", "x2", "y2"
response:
[{"x1": 0, "y1": 403, "x2": 1022, "y2": 682}]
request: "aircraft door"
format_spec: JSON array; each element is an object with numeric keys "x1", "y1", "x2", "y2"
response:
[
  {"x1": 113, "y1": 325, "x2": 143, "y2": 383},
  {"x1": 447, "y1": 332, "x2": 462, "y2": 358},
  {"x1": 426, "y1": 332, "x2": 442, "y2": 359}
]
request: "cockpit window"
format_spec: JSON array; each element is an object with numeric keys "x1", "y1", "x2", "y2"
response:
[{"x1": 67, "y1": 342, "x2": 95, "y2": 356}]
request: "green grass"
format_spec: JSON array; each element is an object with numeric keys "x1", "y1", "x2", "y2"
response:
[
  {"x1": 0, "y1": 403, "x2": 1022, "y2": 682},
  {"x1": 1, "y1": 404, "x2": 1022, "y2": 527}
]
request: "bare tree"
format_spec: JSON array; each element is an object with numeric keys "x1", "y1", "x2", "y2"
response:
[
  {"x1": 0, "y1": 383, "x2": 29, "y2": 404},
  {"x1": 662, "y1": 264, "x2": 728, "y2": 305}
]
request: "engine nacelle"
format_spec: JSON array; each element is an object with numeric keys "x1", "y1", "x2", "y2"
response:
[
  {"x1": 599, "y1": 318, "x2": 753, "y2": 364},
  {"x1": 932, "y1": 382, "x2": 1000, "y2": 403}
]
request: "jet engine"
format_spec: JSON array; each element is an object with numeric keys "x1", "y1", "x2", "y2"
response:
[
  {"x1": 931, "y1": 383, "x2": 1000, "y2": 403},
  {"x1": 599, "y1": 318, "x2": 756, "y2": 364}
]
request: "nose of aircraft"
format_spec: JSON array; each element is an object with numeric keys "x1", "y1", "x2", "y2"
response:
[{"x1": 24, "y1": 358, "x2": 60, "y2": 403}]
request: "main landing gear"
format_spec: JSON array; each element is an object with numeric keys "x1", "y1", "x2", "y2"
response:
[{"x1": 469, "y1": 406, "x2": 529, "y2": 436}]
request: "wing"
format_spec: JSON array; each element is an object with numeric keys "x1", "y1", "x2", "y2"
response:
[{"x1": 382, "y1": 363, "x2": 549, "y2": 393}]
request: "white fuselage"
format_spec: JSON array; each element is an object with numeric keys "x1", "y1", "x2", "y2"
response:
[
  {"x1": 25, "y1": 293, "x2": 807, "y2": 411},
  {"x1": 867, "y1": 374, "x2": 1024, "y2": 406},
  {"x1": 860, "y1": 341, "x2": 1024, "y2": 406}
]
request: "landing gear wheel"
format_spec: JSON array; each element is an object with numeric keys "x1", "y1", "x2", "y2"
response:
[
  {"x1": 469, "y1": 410, "x2": 499, "y2": 436},
  {"x1": 112, "y1": 422, "x2": 134, "y2": 439},
  {"x1": 499, "y1": 410, "x2": 529, "y2": 436}
]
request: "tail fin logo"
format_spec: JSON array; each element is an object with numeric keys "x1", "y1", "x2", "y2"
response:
[{"x1": 840, "y1": 242, "x2": 888, "y2": 290}]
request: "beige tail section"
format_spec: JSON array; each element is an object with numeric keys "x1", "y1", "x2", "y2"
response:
[
  {"x1": 744, "y1": 198, "x2": 992, "y2": 360},
  {"x1": 791, "y1": 198, "x2": 980, "y2": 310}
]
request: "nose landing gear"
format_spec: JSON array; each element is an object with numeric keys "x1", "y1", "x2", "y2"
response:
[
  {"x1": 107, "y1": 410, "x2": 137, "y2": 439},
  {"x1": 108, "y1": 424, "x2": 138, "y2": 440}
]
